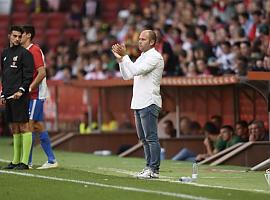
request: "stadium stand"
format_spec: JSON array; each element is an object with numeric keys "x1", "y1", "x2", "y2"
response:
[
  {"x1": 30, "y1": 13, "x2": 48, "y2": 29},
  {"x1": 45, "y1": 28, "x2": 61, "y2": 48},
  {"x1": 64, "y1": 28, "x2": 82, "y2": 40},
  {"x1": 13, "y1": 0, "x2": 29, "y2": 13},
  {"x1": 11, "y1": 12, "x2": 29, "y2": 24},
  {"x1": 210, "y1": 141, "x2": 270, "y2": 168},
  {"x1": 198, "y1": 143, "x2": 244, "y2": 165},
  {"x1": 0, "y1": 14, "x2": 10, "y2": 29},
  {"x1": 47, "y1": 12, "x2": 67, "y2": 29}
]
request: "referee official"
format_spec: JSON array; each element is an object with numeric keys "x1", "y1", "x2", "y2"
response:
[{"x1": 1, "y1": 25, "x2": 34, "y2": 170}]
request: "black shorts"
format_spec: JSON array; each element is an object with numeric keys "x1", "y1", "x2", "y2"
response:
[{"x1": 5, "y1": 94, "x2": 30, "y2": 123}]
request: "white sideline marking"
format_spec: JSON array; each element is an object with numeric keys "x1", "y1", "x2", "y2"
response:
[
  {"x1": 189, "y1": 182, "x2": 269, "y2": 194},
  {"x1": 97, "y1": 167, "x2": 270, "y2": 194},
  {"x1": 1, "y1": 160, "x2": 269, "y2": 194},
  {"x1": 0, "y1": 170, "x2": 214, "y2": 200},
  {"x1": 0, "y1": 158, "x2": 10, "y2": 163},
  {"x1": 200, "y1": 177, "x2": 242, "y2": 179},
  {"x1": 210, "y1": 169, "x2": 246, "y2": 173},
  {"x1": 98, "y1": 167, "x2": 174, "y2": 179}
]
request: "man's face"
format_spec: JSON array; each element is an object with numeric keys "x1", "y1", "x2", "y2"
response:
[
  {"x1": 9, "y1": 30, "x2": 22, "y2": 47},
  {"x1": 220, "y1": 128, "x2": 231, "y2": 141},
  {"x1": 235, "y1": 124, "x2": 244, "y2": 136},
  {"x1": 20, "y1": 32, "x2": 29, "y2": 45},
  {"x1": 138, "y1": 31, "x2": 152, "y2": 52},
  {"x1": 252, "y1": 124, "x2": 261, "y2": 139},
  {"x1": 163, "y1": 123, "x2": 172, "y2": 136},
  {"x1": 249, "y1": 124, "x2": 262, "y2": 141}
]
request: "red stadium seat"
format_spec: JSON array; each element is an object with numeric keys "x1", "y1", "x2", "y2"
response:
[
  {"x1": 0, "y1": 15, "x2": 10, "y2": 30},
  {"x1": 46, "y1": 29, "x2": 61, "y2": 48},
  {"x1": 0, "y1": 27, "x2": 8, "y2": 49},
  {"x1": 30, "y1": 13, "x2": 48, "y2": 29},
  {"x1": 46, "y1": 29, "x2": 61, "y2": 37},
  {"x1": 64, "y1": 28, "x2": 82, "y2": 40},
  {"x1": 100, "y1": 0, "x2": 119, "y2": 22},
  {"x1": 11, "y1": 13, "x2": 29, "y2": 24},
  {"x1": 140, "y1": 0, "x2": 150, "y2": 8},
  {"x1": 70, "y1": 0, "x2": 84, "y2": 9},
  {"x1": 0, "y1": 29, "x2": 7, "y2": 36},
  {"x1": 0, "y1": 37, "x2": 8, "y2": 49},
  {"x1": 47, "y1": 13, "x2": 67, "y2": 29},
  {"x1": 33, "y1": 32, "x2": 45, "y2": 45},
  {"x1": 13, "y1": 0, "x2": 29, "y2": 13}
]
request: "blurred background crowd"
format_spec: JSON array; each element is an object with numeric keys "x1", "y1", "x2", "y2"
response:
[{"x1": 1, "y1": 0, "x2": 270, "y2": 81}]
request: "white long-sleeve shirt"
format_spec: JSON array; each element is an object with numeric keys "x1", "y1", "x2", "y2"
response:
[{"x1": 119, "y1": 48, "x2": 164, "y2": 109}]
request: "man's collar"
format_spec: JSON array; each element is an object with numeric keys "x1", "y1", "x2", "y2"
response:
[
  {"x1": 141, "y1": 47, "x2": 155, "y2": 56},
  {"x1": 26, "y1": 43, "x2": 33, "y2": 50}
]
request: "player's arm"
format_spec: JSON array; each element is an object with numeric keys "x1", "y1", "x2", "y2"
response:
[
  {"x1": 20, "y1": 50, "x2": 34, "y2": 93},
  {"x1": 203, "y1": 137, "x2": 214, "y2": 156},
  {"x1": 29, "y1": 47, "x2": 46, "y2": 91},
  {"x1": 30, "y1": 66, "x2": 46, "y2": 91},
  {"x1": 0, "y1": 53, "x2": 4, "y2": 95},
  {"x1": 0, "y1": 53, "x2": 6, "y2": 103}
]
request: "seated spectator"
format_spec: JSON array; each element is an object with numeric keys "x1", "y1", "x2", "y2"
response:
[
  {"x1": 82, "y1": 0, "x2": 100, "y2": 18},
  {"x1": 85, "y1": 58, "x2": 107, "y2": 80},
  {"x1": 80, "y1": 112, "x2": 99, "y2": 134},
  {"x1": 179, "y1": 116, "x2": 192, "y2": 135},
  {"x1": 234, "y1": 55, "x2": 248, "y2": 76},
  {"x1": 196, "y1": 59, "x2": 211, "y2": 76},
  {"x1": 29, "y1": 0, "x2": 49, "y2": 13},
  {"x1": 101, "y1": 115, "x2": 118, "y2": 132},
  {"x1": 249, "y1": 120, "x2": 269, "y2": 141},
  {"x1": 189, "y1": 121, "x2": 202, "y2": 135},
  {"x1": 68, "y1": 3, "x2": 83, "y2": 28},
  {"x1": 209, "y1": 41, "x2": 236, "y2": 74},
  {"x1": 210, "y1": 115, "x2": 223, "y2": 132},
  {"x1": 119, "y1": 113, "x2": 133, "y2": 130},
  {"x1": 186, "y1": 62, "x2": 198, "y2": 77},
  {"x1": 47, "y1": 0, "x2": 70, "y2": 12},
  {"x1": 154, "y1": 28, "x2": 176, "y2": 76},
  {"x1": 101, "y1": 120, "x2": 118, "y2": 132},
  {"x1": 163, "y1": 120, "x2": 176, "y2": 138},
  {"x1": 172, "y1": 122, "x2": 223, "y2": 162},
  {"x1": 220, "y1": 125, "x2": 242, "y2": 148},
  {"x1": 80, "y1": 112, "x2": 91, "y2": 134},
  {"x1": 235, "y1": 120, "x2": 249, "y2": 142},
  {"x1": 251, "y1": 58, "x2": 267, "y2": 72},
  {"x1": 52, "y1": 66, "x2": 72, "y2": 82}
]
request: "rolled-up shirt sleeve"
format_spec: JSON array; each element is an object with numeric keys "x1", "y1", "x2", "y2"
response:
[
  {"x1": 119, "y1": 52, "x2": 160, "y2": 80},
  {"x1": 119, "y1": 55, "x2": 133, "y2": 80}
]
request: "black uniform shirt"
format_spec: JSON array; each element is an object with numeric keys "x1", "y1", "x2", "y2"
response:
[{"x1": 1, "y1": 45, "x2": 34, "y2": 98}]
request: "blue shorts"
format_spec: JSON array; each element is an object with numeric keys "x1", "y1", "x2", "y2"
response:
[{"x1": 29, "y1": 99, "x2": 45, "y2": 121}]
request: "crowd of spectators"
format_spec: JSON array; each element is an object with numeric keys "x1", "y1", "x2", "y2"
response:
[
  {"x1": 165, "y1": 115, "x2": 268, "y2": 162},
  {"x1": 31, "y1": 0, "x2": 270, "y2": 81}
]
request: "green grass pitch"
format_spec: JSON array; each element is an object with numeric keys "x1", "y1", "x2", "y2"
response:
[{"x1": 0, "y1": 137, "x2": 269, "y2": 200}]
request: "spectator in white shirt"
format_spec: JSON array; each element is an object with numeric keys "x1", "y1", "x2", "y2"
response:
[
  {"x1": 209, "y1": 41, "x2": 236, "y2": 74},
  {"x1": 112, "y1": 30, "x2": 164, "y2": 179}
]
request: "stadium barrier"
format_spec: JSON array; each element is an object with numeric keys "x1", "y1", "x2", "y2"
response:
[
  {"x1": 210, "y1": 141, "x2": 270, "y2": 167},
  {"x1": 45, "y1": 76, "x2": 268, "y2": 134}
]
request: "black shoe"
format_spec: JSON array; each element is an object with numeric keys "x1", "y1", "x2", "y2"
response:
[
  {"x1": 3, "y1": 162, "x2": 19, "y2": 169},
  {"x1": 14, "y1": 163, "x2": 29, "y2": 170}
]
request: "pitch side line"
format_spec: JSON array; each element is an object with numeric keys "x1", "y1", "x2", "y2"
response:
[
  {"x1": 0, "y1": 158, "x2": 10, "y2": 163},
  {"x1": 0, "y1": 170, "x2": 215, "y2": 200},
  {"x1": 97, "y1": 167, "x2": 175, "y2": 179},
  {"x1": 97, "y1": 167, "x2": 270, "y2": 194}
]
